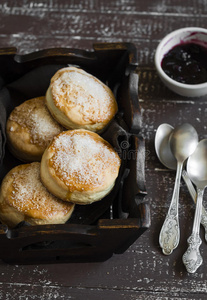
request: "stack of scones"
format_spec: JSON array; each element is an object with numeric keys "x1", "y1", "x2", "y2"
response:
[{"x1": 0, "y1": 67, "x2": 121, "y2": 228}]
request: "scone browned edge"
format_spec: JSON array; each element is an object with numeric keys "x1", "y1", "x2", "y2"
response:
[
  {"x1": 40, "y1": 129, "x2": 121, "y2": 204},
  {"x1": 0, "y1": 162, "x2": 75, "y2": 228},
  {"x1": 45, "y1": 67, "x2": 118, "y2": 132},
  {"x1": 6, "y1": 96, "x2": 64, "y2": 162}
]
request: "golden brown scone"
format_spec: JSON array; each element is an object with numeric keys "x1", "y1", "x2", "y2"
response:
[
  {"x1": 40, "y1": 129, "x2": 121, "y2": 204},
  {"x1": 45, "y1": 67, "x2": 118, "y2": 132},
  {"x1": 6, "y1": 96, "x2": 64, "y2": 162},
  {"x1": 0, "y1": 162, "x2": 75, "y2": 228}
]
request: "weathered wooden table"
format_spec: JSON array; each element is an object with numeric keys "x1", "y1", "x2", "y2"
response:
[{"x1": 0, "y1": 1, "x2": 207, "y2": 299}]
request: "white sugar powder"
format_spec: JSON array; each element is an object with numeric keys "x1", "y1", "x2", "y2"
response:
[
  {"x1": 11, "y1": 163, "x2": 68, "y2": 215},
  {"x1": 53, "y1": 70, "x2": 112, "y2": 121},
  {"x1": 51, "y1": 132, "x2": 119, "y2": 187},
  {"x1": 10, "y1": 98, "x2": 63, "y2": 146},
  {"x1": 30, "y1": 110, "x2": 62, "y2": 145}
]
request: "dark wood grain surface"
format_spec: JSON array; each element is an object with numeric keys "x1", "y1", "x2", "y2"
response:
[{"x1": 0, "y1": 1, "x2": 207, "y2": 299}]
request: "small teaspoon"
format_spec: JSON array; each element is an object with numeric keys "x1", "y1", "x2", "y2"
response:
[
  {"x1": 183, "y1": 139, "x2": 207, "y2": 273},
  {"x1": 159, "y1": 123, "x2": 198, "y2": 255},
  {"x1": 155, "y1": 123, "x2": 207, "y2": 242}
]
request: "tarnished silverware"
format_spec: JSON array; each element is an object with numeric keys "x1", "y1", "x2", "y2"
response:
[
  {"x1": 183, "y1": 139, "x2": 207, "y2": 273},
  {"x1": 155, "y1": 123, "x2": 198, "y2": 255},
  {"x1": 155, "y1": 123, "x2": 207, "y2": 242}
]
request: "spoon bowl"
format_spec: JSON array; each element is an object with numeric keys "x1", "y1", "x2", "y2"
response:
[
  {"x1": 155, "y1": 123, "x2": 176, "y2": 170},
  {"x1": 187, "y1": 139, "x2": 207, "y2": 188},
  {"x1": 169, "y1": 123, "x2": 199, "y2": 163}
]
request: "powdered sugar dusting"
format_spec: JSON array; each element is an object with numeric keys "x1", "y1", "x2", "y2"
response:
[
  {"x1": 52, "y1": 69, "x2": 114, "y2": 122},
  {"x1": 11, "y1": 163, "x2": 71, "y2": 217},
  {"x1": 9, "y1": 97, "x2": 63, "y2": 146},
  {"x1": 50, "y1": 131, "x2": 120, "y2": 190}
]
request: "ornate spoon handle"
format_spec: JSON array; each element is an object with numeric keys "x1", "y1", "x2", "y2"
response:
[
  {"x1": 182, "y1": 188, "x2": 204, "y2": 273},
  {"x1": 159, "y1": 162, "x2": 182, "y2": 255},
  {"x1": 182, "y1": 170, "x2": 207, "y2": 242}
]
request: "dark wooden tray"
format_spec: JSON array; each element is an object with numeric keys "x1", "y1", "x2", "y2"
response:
[{"x1": 0, "y1": 43, "x2": 150, "y2": 264}]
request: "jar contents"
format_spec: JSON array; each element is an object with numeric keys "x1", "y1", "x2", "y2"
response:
[{"x1": 161, "y1": 43, "x2": 207, "y2": 84}]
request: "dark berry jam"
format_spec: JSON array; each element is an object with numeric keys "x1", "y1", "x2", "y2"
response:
[{"x1": 161, "y1": 43, "x2": 207, "y2": 84}]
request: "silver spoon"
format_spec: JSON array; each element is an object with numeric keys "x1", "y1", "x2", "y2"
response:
[
  {"x1": 155, "y1": 123, "x2": 207, "y2": 241},
  {"x1": 183, "y1": 139, "x2": 207, "y2": 273},
  {"x1": 159, "y1": 123, "x2": 198, "y2": 255}
]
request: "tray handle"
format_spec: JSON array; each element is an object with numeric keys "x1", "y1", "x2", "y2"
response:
[{"x1": 121, "y1": 134, "x2": 149, "y2": 219}]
